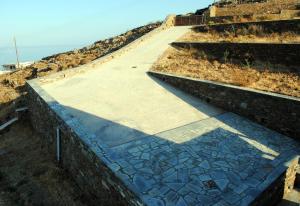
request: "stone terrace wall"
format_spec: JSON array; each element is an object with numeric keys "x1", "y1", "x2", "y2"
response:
[
  {"x1": 213, "y1": 0, "x2": 299, "y2": 17},
  {"x1": 26, "y1": 82, "x2": 143, "y2": 206},
  {"x1": 175, "y1": 15, "x2": 206, "y2": 26},
  {"x1": 171, "y1": 42, "x2": 300, "y2": 70},
  {"x1": 193, "y1": 19, "x2": 300, "y2": 34},
  {"x1": 148, "y1": 71, "x2": 300, "y2": 140}
]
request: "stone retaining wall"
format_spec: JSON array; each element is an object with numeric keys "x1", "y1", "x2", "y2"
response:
[
  {"x1": 208, "y1": 15, "x2": 254, "y2": 24},
  {"x1": 171, "y1": 42, "x2": 300, "y2": 69},
  {"x1": 193, "y1": 19, "x2": 300, "y2": 34},
  {"x1": 26, "y1": 81, "x2": 142, "y2": 206},
  {"x1": 175, "y1": 15, "x2": 206, "y2": 26},
  {"x1": 148, "y1": 71, "x2": 300, "y2": 140}
]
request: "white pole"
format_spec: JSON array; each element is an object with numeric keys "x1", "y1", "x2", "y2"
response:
[
  {"x1": 13, "y1": 37, "x2": 20, "y2": 69},
  {"x1": 56, "y1": 127, "x2": 61, "y2": 162}
]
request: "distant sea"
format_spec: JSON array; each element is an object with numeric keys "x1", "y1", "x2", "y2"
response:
[{"x1": 0, "y1": 45, "x2": 84, "y2": 72}]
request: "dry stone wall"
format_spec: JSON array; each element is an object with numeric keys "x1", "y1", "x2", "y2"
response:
[{"x1": 148, "y1": 71, "x2": 300, "y2": 140}]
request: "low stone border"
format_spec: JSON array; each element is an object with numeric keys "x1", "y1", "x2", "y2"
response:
[{"x1": 148, "y1": 71, "x2": 300, "y2": 140}]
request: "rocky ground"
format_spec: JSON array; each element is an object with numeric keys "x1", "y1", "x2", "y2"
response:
[
  {"x1": 151, "y1": 47, "x2": 300, "y2": 98},
  {"x1": 0, "y1": 22, "x2": 161, "y2": 116}
]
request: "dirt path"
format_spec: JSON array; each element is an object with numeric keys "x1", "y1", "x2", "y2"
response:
[{"x1": 0, "y1": 120, "x2": 91, "y2": 206}]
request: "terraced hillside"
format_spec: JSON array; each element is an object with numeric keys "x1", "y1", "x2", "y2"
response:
[
  {"x1": 150, "y1": 5, "x2": 300, "y2": 205},
  {"x1": 152, "y1": 20, "x2": 300, "y2": 97}
]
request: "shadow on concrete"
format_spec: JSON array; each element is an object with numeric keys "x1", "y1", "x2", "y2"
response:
[
  {"x1": 147, "y1": 74, "x2": 297, "y2": 146},
  {"x1": 40, "y1": 70, "x2": 299, "y2": 205},
  {"x1": 57, "y1": 102, "x2": 300, "y2": 205}
]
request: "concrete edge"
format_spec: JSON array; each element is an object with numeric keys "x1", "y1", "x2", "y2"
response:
[
  {"x1": 171, "y1": 41, "x2": 300, "y2": 46},
  {"x1": 27, "y1": 79, "x2": 112, "y2": 153}
]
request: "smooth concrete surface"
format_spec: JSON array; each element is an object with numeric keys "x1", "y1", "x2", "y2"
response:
[{"x1": 41, "y1": 26, "x2": 223, "y2": 147}]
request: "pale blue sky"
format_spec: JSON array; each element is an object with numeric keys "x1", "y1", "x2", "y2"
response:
[{"x1": 0, "y1": 0, "x2": 212, "y2": 48}]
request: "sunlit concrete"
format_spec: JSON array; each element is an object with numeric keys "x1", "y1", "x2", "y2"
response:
[{"x1": 41, "y1": 26, "x2": 223, "y2": 147}]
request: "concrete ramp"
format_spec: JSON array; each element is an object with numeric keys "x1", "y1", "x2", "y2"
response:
[
  {"x1": 41, "y1": 26, "x2": 224, "y2": 147},
  {"x1": 27, "y1": 26, "x2": 300, "y2": 206}
]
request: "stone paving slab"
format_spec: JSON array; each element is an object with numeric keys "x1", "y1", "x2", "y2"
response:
[{"x1": 106, "y1": 112, "x2": 300, "y2": 206}]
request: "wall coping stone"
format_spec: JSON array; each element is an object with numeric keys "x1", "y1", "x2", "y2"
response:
[{"x1": 148, "y1": 71, "x2": 300, "y2": 102}]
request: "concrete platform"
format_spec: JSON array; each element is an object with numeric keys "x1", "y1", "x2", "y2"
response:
[{"x1": 28, "y1": 26, "x2": 300, "y2": 205}]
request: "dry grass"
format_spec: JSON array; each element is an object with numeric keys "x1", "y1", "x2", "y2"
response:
[
  {"x1": 151, "y1": 47, "x2": 300, "y2": 97},
  {"x1": 180, "y1": 29, "x2": 300, "y2": 43},
  {"x1": 0, "y1": 121, "x2": 90, "y2": 206}
]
